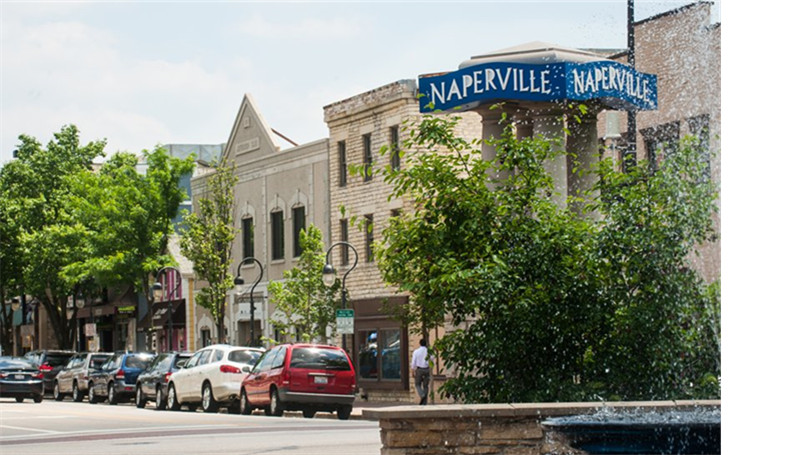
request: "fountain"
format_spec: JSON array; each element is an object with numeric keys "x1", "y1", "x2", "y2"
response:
[{"x1": 542, "y1": 407, "x2": 721, "y2": 454}]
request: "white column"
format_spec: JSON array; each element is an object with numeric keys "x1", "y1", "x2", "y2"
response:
[
  {"x1": 567, "y1": 114, "x2": 600, "y2": 218},
  {"x1": 531, "y1": 114, "x2": 567, "y2": 209}
]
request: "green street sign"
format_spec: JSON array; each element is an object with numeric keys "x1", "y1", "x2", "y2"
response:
[{"x1": 336, "y1": 309, "x2": 354, "y2": 335}]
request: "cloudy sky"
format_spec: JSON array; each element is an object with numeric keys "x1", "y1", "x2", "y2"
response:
[{"x1": 0, "y1": 1, "x2": 721, "y2": 164}]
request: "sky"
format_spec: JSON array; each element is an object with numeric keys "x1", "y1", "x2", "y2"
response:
[{"x1": 0, "y1": 0, "x2": 721, "y2": 164}]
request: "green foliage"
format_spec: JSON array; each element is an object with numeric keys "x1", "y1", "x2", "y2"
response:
[
  {"x1": 267, "y1": 225, "x2": 340, "y2": 343},
  {"x1": 179, "y1": 158, "x2": 237, "y2": 343},
  {"x1": 378, "y1": 113, "x2": 720, "y2": 403}
]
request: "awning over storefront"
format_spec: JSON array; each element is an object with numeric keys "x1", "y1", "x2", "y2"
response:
[{"x1": 140, "y1": 299, "x2": 186, "y2": 330}]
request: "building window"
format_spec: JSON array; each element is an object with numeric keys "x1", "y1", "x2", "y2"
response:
[
  {"x1": 271, "y1": 210, "x2": 284, "y2": 261},
  {"x1": 363, "y1": 133, "x2": 373, "y2": 182},
  {"x1": 688, "y1": 114, "x2": 711, "y2": 182},
  {"x1": 242, "y1": 216, "x2": 254, "y2": 259},
  {"x1": 292, "y1": 206, "x2": 305, "y2": 258},
  {"x1": 201, "y1": 329, "x2": 212, "y2": 347},
  {"x1": 340, "y1": 219, "x2": 349, "y2": 266},
  {"x1": 364, "y1": 214, "x2": 374, "y2": 262},
  {"x1": 338, "y1": 141, "x2": 347, "y2": 187},
  {"x1": 642, "y1": 122, "x2": 679, "y2": 173},
  {"x1": 390, "y1": 126, "x2": 401, "y2": 171},
  {"x1": 357, "y1": 328, "x2": 402, "y2": 382}
]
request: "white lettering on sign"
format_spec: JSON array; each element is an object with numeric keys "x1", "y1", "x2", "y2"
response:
[
  {"x1": 572, "y1": 67, "x2": 651, "y2": 103},
  {"x1": 429, "y1": 66, "x2": 554, "y2": 107}
]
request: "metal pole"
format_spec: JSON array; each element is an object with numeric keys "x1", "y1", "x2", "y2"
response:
[
  {"x1": 235, "y1": 258, "x2": 263, "y2": 347},
  {"x1": 323, "y1": 242, "x2": 358, "y2": 354},
  {"x1": 626, "y1": 0, "x2": 637, "y2": 171}
]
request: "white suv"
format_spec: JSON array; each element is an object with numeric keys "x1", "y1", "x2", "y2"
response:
[{"x1": 166, "y1": 344, "x2": 263, "y2": 413}]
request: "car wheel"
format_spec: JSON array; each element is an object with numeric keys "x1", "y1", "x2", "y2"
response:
[
  {"x1": 53, "y1": 383, "x2": 64, "y2": 401},
  {"x1": 108, "y1": 383, "x2": 118, "y2": 405},
  {"x1": 167, "y1": 384, "x2": 180, "y2": 411},
  {"x1": 302, "y1": 409, "x2": 316, "y2": 419},
  {"x1": 135, "y1": 385, "x2": 146, "y2": 408},
  {"x1": 201, "y1": 382, "x2": 219, "y2": 413},
  {"x1": 33, "y1": 394, "x2": 43, "y2": 403},
  {"x1": 88, "y1": 383, "x2": 98, "y2": 404},
  {"x1": 155, "y1": 386, "x2": 167, "y2": 410},
  {"x1": 337, "y1": 405, "x2": 352, "y2": 421},
  {"x1": 72, "y1": 381, "x2": 84, "y2": 402},
  {"x1": 269, "y1": 388, "x2": 284, "y2": 417},
  {"x1": 239, "y1": 389, "x2": 252, "y2": 415},
  {"x1": 15, "y1": 397, "x2": 24, "y2": 403}
]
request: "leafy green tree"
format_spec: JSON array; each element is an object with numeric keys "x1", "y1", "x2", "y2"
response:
[
  {"x1": 180, "y1": 159, "x2": 237, "y2": 343},
  {"x1": 267, "y1": 225, "x2": 339, "y2": 344},
  {"x1": 377, "y1": 112, "x2": 719, "y2": 403},
  {"x1": 0, "y1": 125, "x2": 105, "y2": 349},
  {"x1": 0, "y1": 193, "x2": 25, "y2": 353}
]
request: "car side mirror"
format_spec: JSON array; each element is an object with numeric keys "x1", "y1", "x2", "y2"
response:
[{"x1": 242, "y1": 365, "x2": 251, "y2": 374}]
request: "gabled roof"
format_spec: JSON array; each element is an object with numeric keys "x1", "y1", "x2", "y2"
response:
[{"x1": 221, "y1": 93, "x2": 282, "y2": 163}]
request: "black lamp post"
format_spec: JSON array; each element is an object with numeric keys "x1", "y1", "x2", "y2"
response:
[
  {"x1": 153, "y1": 266, "x2": 181, "y2": 352},
  {"x1": 234, "y1": 257, "x2": 264, "y2": 347},
  {"x1": 322, "y1": 242, "x2": 358, "y2": 353}
]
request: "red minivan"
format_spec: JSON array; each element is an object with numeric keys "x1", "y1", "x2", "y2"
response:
[{"x1": 239, "y1": 344, "x2": 356, "y2": 420}]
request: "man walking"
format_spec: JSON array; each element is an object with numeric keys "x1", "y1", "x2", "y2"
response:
[{"x1": 411, "y1": 338, "x2": 430, "y2": 405}]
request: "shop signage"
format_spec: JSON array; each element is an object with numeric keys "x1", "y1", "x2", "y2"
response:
[
  {"x1": 418, "y1": 61, "x2": 657, "y2": 112},
  {"x1": 336, "y1": 309, "x2": 354, "y2": 335}
]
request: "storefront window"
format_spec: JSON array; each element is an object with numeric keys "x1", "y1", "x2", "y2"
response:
[
  {"x1": 357, "y1": 330, "x2": 378, "y2": 380},
  {"x1": 380, "y1": 329, "x2": 402, "y2": 380},
  {"x1": 357, "y1": 329, "x2": 401, "y2": 381}
]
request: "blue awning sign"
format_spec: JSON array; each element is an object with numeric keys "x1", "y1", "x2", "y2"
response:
[{"x1": 419, "y1": 61, "x2": 657, "y2": 113}]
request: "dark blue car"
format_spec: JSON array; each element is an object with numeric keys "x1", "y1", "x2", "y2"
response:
[{"x1": 88, "y1": 352, "x2": 154, "y2": 404}]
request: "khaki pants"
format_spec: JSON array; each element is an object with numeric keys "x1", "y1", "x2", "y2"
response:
[{"x1": 414, "y1": 367, "x2": 430, "y2": 405}]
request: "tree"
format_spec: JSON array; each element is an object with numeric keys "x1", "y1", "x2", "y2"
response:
[
  {"x1": 377, "y1": 112, "x2": 720, "y2": 403},
  {"x1": 180, "y1": 158, "x2": 237, "y2": 344},
  {"x1": 267, "y1": 225, "x2": 340, "y2": 344},
  {"x1": 0, "y1": 125, "x2": 105, "y2": 349}
]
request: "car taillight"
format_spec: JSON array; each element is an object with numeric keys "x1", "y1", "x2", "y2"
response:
[
  {"x1": 39, "y1": 363, "x2": 53, "y2": 372},
  {"x1": 115, "y1": 369, "x2": 125, "y2": 379},
  {"x1": 219, "y1": 365, "x2": 241, "y2": 374},
  {"x1": 33, "y1": 372, "x2": 44, "y2": 379},
  {"x1": 0, "y1": 373, "x2": 7, "y2": 379},
  {"x1": 164, "y1": 372, "x2": 172, "y2": 381}
]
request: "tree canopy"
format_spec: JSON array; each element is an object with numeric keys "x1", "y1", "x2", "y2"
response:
[{"x1": 377, "y1": 112, "x2": 720, "y2": 403}]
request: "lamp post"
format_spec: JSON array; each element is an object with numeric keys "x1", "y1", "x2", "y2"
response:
[
  {"x1": 322, "y1": 242, "x2": 358, "y2": 353},
  {"x1": 153, "y1": 266, "x2": 181, "y2": 352},
  {"x1": 233, "y1": 257, "x2": 264, "y2": 347}
]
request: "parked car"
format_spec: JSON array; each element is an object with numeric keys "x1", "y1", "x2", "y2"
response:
[
  {"x1": 0, "y1": 356, "x2": 44, "y2": 403},
  {"x1": 135, "y1": 351, "x2": 192, "y2": 410},
  {"x1": 87, "y1": 351, "x2": 154, "y2": 404},
  {"x1": 23, "y1": 349, "x2": 76, "y2": 394},
  {"x1": 239, "y1": 344, "x2": 356, "y2": 420},
  {"x1": 166, "y1": 344, "x2": 263, "y2": 413},
  {"x1": 53, "y1": 352, "x2": 112, "y2": 402}
]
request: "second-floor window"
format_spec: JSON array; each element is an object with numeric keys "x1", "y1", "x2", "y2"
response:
[
  {"x1": 390, "y1": 126, "x2": 401, "y2": 171},
  {"x1": 364, "y1": 214, "x2": 374, "y2": 262},
  {"x1": 338, "y1": 141, "x2": 347, "y2": 187},
  {"x1": 271, "y1": 210, "x2": 284, "y2": 261},
  {"x1": 242, "y1": 216, "x2": 254, "y2": 259},
  {"x1": 292, "y1": 206, "x2": 306, "y2": 258},
  {"x1": 340, "y1": 219, "x2": 349, "y2": 266},
  {"x1": 363, "y1": 134, "x2": 372, "y2": 182}
]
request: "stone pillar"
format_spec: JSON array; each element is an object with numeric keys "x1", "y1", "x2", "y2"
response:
[
  {"x1": 531, "y1": 113, "x2": 567, "y2": 209},
  {"x1": 480, "y1": 110, "x2": 504, "y2": 162},
  {"x1": 567, "y1": 113, "x2": 600, "y2": 218}
]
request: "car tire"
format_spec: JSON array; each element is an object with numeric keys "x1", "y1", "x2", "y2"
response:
[
  {"x1": 155, "y1": 386, "x2": 167, "y2": 410},
  {"x1": 269, "y1": 388, "x2": 284, "y2": 417},
  {"x1": 72, "y1": 381, "x2": 84, "y2": 402},
  {"x1": 135, "y1": 385, "x2": 146, "y2": 408},
  {"x1": 239, "y1": 389, "x2": 252, "y2": 415},
  {"x1": 53, "y1": 383, "x2": 64, "y2": 401},
  {"x1": 15, "y1": 397, "x2": 24, "y2": 403},
  {"x1": 201, "y1": 382, "x2": 219, "y2": 413},
  {"x1": 88, "y1": 383, "x2": 99, "y2": 404},
  {"x1": 167, "y1": 384, "x2": 180, "y2": 411},
  {"x1": 108, "y1": 383, "x2": 118, "y2": 405},
  {"x1": 33, "y1": 394, "x2": 43, "y2": 403},
  {"x1": 337, "y1": 405, "x2": 352, "y2": 421},
  {"x1": 302, "y1": 409, "x2": 316, "y2": 419}
]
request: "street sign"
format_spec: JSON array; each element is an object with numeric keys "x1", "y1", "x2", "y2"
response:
[
  {"x1": 336, "y1": 309, "x2": 354, "y2": 335},
  {"x1": 85, "y1": 323, "x2": 96, "y2": 337}
]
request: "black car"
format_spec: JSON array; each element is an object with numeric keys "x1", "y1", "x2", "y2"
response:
[
  {"x1": 53, "y1": 352, "x2": 112, "y2": 402},
  {"x1": 135, "y1": 352, "x2": 192, "y2": 409},
  {"x1": 0, "y1": 356, "x2": 44, "y2": 402},
  {"x1": 88, "y1": 352, "x2": 154, "y2": 404},
  {"x1": 23, "y1": 349, "x2": 76, "y2": 394}
]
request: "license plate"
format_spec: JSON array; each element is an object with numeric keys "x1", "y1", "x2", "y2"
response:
[
  {"x1": 313, "y1": 376, "x2": 327, "y2": 384},
  {"x1": 15, "y1": 374, "x2": 25, "y2": 380}
]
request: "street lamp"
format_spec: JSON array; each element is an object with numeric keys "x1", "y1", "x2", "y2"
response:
[
  {"x1": 233, "y1": 257, "x2": 264, "y2": 347},
  {"x1": 322, "y1": 242, "x2": 358, "y2": 352},
  {"x1": 153, "y1": 266, "x2": 181, "y2": 351}
]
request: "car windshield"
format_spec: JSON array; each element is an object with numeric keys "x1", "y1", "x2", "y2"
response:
[
  {"x1": 0, "y1": 357, "x2": 36, "y2": 370},
  {"x1": 45, "y1": 353, "x2": 73, "y2": 366},
  {"x1": 228, "y1": 349, "x2": 262, "y2": 366},
  {"x1": 90, "y1": 356, "x2": 110, "y2": 369},
  {"x1": 124, "y1": 354, "x2": 154, "y2": 369},
  {"x1": 290, "y1": 348, "x2": 351, "y2": 371}
]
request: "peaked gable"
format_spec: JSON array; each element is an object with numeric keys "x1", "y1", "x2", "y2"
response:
[{"x1": 221, "y1": 93, "x2": 282, "y2": 164}]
